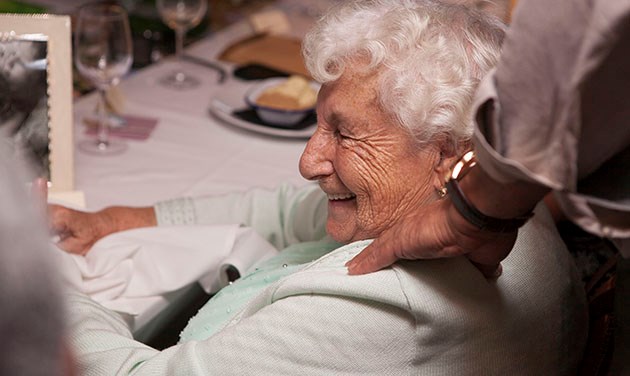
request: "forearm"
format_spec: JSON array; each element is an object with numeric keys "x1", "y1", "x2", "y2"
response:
[
  {"x1": 458, "y1": 164, "x2": 549, "y2": 221},
  {"x1": 154, "y1": 184, "x2": 327, "y2": 249},
  {"x1": 97, "y1": 206, "x2": 156, "y2": 237},
  {"x1": 49, "y1": 204, "x2": 159, "y2": 255}
]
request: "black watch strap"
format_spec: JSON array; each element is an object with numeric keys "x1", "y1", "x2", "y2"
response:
[{"x1": 446, "y1": 178, "x2": 533, "y2": 233}]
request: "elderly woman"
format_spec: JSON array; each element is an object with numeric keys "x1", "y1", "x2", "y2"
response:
[{"x1": 58, "y1": 1, "x2": 586, "y2": 374}]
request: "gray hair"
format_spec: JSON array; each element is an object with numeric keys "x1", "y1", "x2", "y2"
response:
[
  {"x1": 0, "y1": 141, "x2": 66, "y2": 376},
  {"x1": 303, "y1": 0, "x2": 505, "y2": 151}
]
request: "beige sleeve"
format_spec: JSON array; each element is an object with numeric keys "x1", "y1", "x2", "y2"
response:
[{"x1": 472, "y1": 0, "x2": 630, "y2": 242}]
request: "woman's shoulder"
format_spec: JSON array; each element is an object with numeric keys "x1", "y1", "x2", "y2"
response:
[
  {"x1": 258, "y1": 239, "x2": 412, "y2": 309},
  {"x1": 241, "y1": 232, "x2": 585, "y2": 374}
]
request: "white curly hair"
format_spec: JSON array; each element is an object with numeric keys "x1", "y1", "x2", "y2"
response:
[{"x1": 303, "y1": 0, "x2": 505, "y2": 152}]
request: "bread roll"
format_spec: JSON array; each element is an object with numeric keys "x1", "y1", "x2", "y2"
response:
[{"x1": 256, "y1": 76, "x2": 317, "y2": 110}]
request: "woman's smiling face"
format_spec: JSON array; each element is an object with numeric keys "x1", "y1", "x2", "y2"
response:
[{"x1": 299, "y1": 67, "x2": 445, "y2": 243}]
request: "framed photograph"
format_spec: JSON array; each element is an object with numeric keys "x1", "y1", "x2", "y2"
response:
[{"x1": 0, "y1": 14, "x2": 74, "y2": 192}]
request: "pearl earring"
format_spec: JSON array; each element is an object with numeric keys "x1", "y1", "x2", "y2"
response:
[{"x1": 437, "y1": 186, "x2": 447, "y2": 199}]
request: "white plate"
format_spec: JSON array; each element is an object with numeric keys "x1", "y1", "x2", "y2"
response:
[{"x1": 208, "y1": 81, "x2": 317, "y2": 139}]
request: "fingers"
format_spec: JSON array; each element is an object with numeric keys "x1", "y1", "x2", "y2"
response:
[
  {"x1": 346, "y1": 200, "x2": 455, "y2": 274},
  {"x1": 56, "y1": 236, "x2": 90, "y2": 256},
  {"x1": 346, "y1": 199, "x2": 518, "y2": 279},
  {"x1": 46, "y1": 205, "x2": 93, "y2": 255},
  {"x1": 346, "y1": 233, "x2": 399, "y2": 275},
  {"x1": 47, "y1": 204, "x2": 71, "y2": 235},
  {"x1": 465, "y1": 231, "x2": 515, "y2": 265},
  {"x1": 469, "y1": 260, "x2": 502, "y2": 279}
]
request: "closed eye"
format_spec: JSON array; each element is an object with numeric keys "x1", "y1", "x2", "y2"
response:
[
  {"x1": 335, "y1": 129, "x2": 355, "y2": 141},
  {"x1": 334, "y1": 129, "x2": 344, "y2": 138},
  {"x1": 326, "y1": 111, "x2": 357, "y2": 142}
]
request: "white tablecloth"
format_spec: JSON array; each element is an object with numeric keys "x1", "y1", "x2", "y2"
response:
[{"x1": 73, "y1": 22, "x2": 310, "y2": 211}]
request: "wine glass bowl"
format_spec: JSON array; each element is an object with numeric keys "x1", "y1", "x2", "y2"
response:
[
  {"x1": 159, "y1": 3, "x2": 206, "y2": 31},
  {"x1": 74, "y1": 2, "x2": 133, "y2": 155},
  {"x1": 156, "y1": 0, "x2": 207, "y2": 89}
]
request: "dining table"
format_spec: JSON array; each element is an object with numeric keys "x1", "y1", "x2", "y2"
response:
[
  {"x1": 73, "y1": 19, "x2": 311, "y2": 211},
  {"x1": 57, "y1": 0, "x2": 336, "y2": 343}
]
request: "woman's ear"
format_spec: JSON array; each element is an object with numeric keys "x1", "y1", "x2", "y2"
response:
[
  {"x1": 433, "y1": 151, "x2": 458, "y2": 187},
  {"x1": 432, "y1": 138, "x2": 463, "y2": 187}
]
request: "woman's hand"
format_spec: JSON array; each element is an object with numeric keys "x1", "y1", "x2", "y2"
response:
[
  {"x1": 346, "y1": 164, "x2": 547, "y2": 278},
  {"x1": 48, "y1": 205, "x2": 158, "y2": 255},
  {"x1": 345, "y1": 198, "x2": 515, "y2": 278},
  {"x1": 48, "y1": 205, "x2": 115, "y2": 255}
]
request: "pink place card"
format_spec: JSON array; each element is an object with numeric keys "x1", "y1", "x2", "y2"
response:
[{"x1": 85, "y1": 115, "x2": 158, "y2": 140}]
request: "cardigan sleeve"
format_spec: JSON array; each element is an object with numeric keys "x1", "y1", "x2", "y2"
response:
[
  {"x1": 154, "y1": 183, "x2": 328, "y2": 250},
  {"x1": 66, "y1": 288, "x2": 417, "y2": 375}
]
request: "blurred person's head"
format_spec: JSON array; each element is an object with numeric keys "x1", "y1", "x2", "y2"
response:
[
  {"x1": 0, "y1": 39, "x2": 47, "y2": 112},
  {"x1": 0, "y1": 139, "x2": 72, "y2": 376},
  {"x1": 300, "y1": 0, "x2": 504, "y2": 242}
]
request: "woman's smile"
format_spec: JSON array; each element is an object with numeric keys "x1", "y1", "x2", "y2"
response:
[
  {"x1": 327, "y1": 193, "x2": 357, "y2": 213},
  {"x1": 327, "y1": 193, "x2": 357, "y2": 201}
]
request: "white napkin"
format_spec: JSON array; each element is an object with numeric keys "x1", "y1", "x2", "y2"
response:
[{"x1": 53, "y1": 225, "x2": 278, "y2": 319}]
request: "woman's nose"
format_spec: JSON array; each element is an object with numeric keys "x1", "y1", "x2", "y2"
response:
[{"x1": 299, "y1": 129, "x2": 334, "y2": 181}]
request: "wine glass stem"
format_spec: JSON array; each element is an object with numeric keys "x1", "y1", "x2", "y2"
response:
[
  {"x1": 97, "y1": 88, "x2": 110, "y2": 148},
  {"x1": 175, "y1": 27, "x2": 185, "y2": 61}
]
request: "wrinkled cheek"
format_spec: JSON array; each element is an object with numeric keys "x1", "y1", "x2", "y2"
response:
[{"x1": 355, "y1": 195, "x2": 389, "y2": 237}]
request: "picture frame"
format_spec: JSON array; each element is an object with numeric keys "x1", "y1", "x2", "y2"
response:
[{"x1": 0, "y1": 14, "x2": 74, "y2": 193}]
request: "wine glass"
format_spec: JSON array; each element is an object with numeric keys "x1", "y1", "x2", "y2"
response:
[
  {"x1": 74, "y1": 2, "x2": 133, "y2": 155},
  {"x1": 156, "y1": 0, "x2": 207, "y2": 90}
]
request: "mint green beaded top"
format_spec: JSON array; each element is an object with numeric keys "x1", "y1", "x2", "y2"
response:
[{"x1": 179, "y1": 239, "x2": 341, "y2": 342}]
